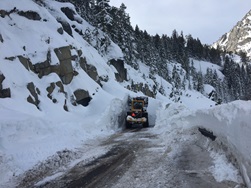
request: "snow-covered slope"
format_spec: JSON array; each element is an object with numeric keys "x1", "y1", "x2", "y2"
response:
[{"x1": 213, "y1": 9, "x2": 251, "y2": 58}]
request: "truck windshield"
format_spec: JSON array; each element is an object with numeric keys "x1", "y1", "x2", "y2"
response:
[{"x1": 133, "y1": 101, "x2": 143, "y2": 109}]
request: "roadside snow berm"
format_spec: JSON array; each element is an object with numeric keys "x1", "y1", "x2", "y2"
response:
[{"x1": 126, "y1": 96, "x2": 149, "y2": 128}]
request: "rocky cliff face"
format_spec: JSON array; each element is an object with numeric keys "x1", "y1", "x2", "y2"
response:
[
  {"x1": 213, "y1": 10, "x2": 251, "y2": 58},
  {"x1": 0, "y1": 0, "x2": 157, "y2": 112},
  {"x1": 0, "y1": 0, "x2": 122, "y2": 111}
]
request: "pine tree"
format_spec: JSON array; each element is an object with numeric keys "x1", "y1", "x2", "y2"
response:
[
  {"x1": 239, "y1": 50, "x2": 248, "y2": 63},
  {"x1": 172, "y1": 65, "x2": 181, "y2": 89}
]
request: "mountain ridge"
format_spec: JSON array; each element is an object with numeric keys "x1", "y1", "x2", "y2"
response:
[{"x1": 213, "y1": 9, "x2": 251, "y2": 59}]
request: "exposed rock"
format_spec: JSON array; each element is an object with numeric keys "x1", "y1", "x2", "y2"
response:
[
  {"x1": 109, "y1": 59, "x2": 127, "y2": 82},
  {"x1": 36, "y1": 87, "x2": 41, "y2": 95},
  {"x1": 32, "y1": 46, "x2": 74, "y2": 84},
  {"x1": 131, "y1": 82, "x2": 155, "y2": 98},
  {"x1": 5, "y1": 56, "x2": 15, "y2": 61},
  {"x1": 70, "y1": 95, "x2": 77, "y2": 106},
  {"x1": 99, "y1": 75, "x2": 109, "y2": 83},
  {"x1": 46, "y1": 83, "x2": 56, "y2": 99},
  {"x1": 18, "y1": 56, "x2": 33, "y2": 71},
  {"x1": 63, "y1": 99, "x2": 68, "y2": 111},
  {"x1": 77, "y1": 49, "x2": 83, "y2": 57},
  {"x1": 0, "y1": 74, "x2": 10, "y2": 98},
  {"x1": 61, "y1": 7, "x2": 82, "y2": 24},
  {"x1": 73, "y1": 89, "x2": 89, "y2": 101},
  {"x1": 33, "y1": 50, "x2": 55, "y2": 77},
  {"x1": 61, "y1": 7, "x2": 75, "y2": 21},
  {"x1": 73, "y1": 89, "x2": 92, "y2": 107},
  {"x1": 0, "y1": 88, "x2": 11, "y2": 98},
  {"x1": 33, "y1": 60, "x2": 59, "y2": 78},
  {"x1": 79, "y1": 57, "x2": 99, "y2": 83},
  {"x1": 17, "y1": 10, "x2": 41, "y2": 20},
  {"x1": 214, "y1": 10, "x2": 251, "y2": 58},
  {"x1": 0, "y1": 34, "x2": 3, "y2": 43},
  {"x1": 54, "y1": 46, "x2": 74, "y2": 84},
  {"x1": 74, "y1": 28, "x2": 83, "y2": 36},
  {"x1": 0, "y1": 7, "x2": 17, "y2": 18},
  {"x1": 73, "y1": 70, "x2": 79, "y2": 76},
  {"x1": 27, "y1": 95, "x2": 34, "y2": 104},
  {"x1": 57, "y1": 20, "x2": 73, "y2": 37},
  {"x1": 143, "y1": 84, "x2": 155, "y2": 98},
  {"x1": 57, "y1": 27, "x2": 64, "y2": 35},
  {"x1": 27, "y1": 82, "x2": 40, "y2": 108},
  {"x1": 56, "y1": 81, "x2": 66, "y2": 94},
  {"x1": 46, "y1": 81, "x2": 66, "y2": 102},
  {"x1": 0, "y1": 74, "x2": 5, "y2": 90},
  {"x1": 239, "y1": 37, "x2": 251, "y2": 46},
  {"x1": 54, "y1": 46, "x2": 71, "y2": 62}
]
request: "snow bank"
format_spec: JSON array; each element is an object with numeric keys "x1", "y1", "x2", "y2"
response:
[
  {"x1": 0, "y1": 91, "x2": 128, "y2": 187},
  {"x1": 155, "y1": 101, "x2": 251, "y2": 187},
  {"x1": 190, "y1": 101, "x2": 251, "y2": 187}
]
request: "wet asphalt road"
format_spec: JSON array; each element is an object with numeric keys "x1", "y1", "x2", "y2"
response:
[{"x1": 19, "y1": 127, "x2": 245, "y2": 188}]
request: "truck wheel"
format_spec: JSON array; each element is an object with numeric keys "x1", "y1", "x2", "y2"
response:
[
  {"x1": 126, "y1": 120, "x2": 132, "y2": 129},
  {"x1": 143, "y1": 113, "x2": 149, "y2": 128},
  {"x1": 143, "y1": 120, "x2": 149, "y2": 128}
]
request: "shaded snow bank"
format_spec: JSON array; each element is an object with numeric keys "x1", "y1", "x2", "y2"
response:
[
  {"x1": 0, "y1": 94, "x2": 127, "y2": 186},
  {"x1": 154, "y1": 101, "x2": 251, "y2": 187},
  {"x1": 191, "y1": 101, "x2": 251, "y2": 187}
]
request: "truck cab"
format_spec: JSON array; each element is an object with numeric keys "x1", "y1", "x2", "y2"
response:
[{"x1": 126, "y1": 96, "x2": 149, "y2": 128}]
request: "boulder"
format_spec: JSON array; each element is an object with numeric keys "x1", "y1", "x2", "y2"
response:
[
  {"x1": 57, "y1": 20, "x2": 72, "y2": 37},
  {"x1": 73, "y1": 89, "x2": 92, "y2": 107},
  {"x1": 61, "y1": 7, "x2": 82, "y2": 24},
  {"x1": 109, "y1": 59, "x2": 127, "y2": 82},
  {"x1": 17, "y1": 10, "x2": 41, "y2": 20},
  {"x1": 0, "y1": 74, "x2": 11, "y2": 98},
  {"x1": 61, "y1": 7, "x2": 75, "y2": 21},
  {"x1": 0, "y1": 88, "x2": 11, "y2": 98},
  {"x1": 57, "y1": 27, "x2": 64, "y2": 35}
]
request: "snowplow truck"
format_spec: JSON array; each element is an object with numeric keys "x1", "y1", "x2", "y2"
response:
[{"x1": 126, "y1": 96, "x2": 149, "y2": 128}]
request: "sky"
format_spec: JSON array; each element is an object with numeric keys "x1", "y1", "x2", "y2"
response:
[{"x1": 109, "y1": 0, "x2": 251, "y2": 45}]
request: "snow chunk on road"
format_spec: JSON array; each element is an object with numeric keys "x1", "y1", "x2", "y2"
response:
[{"x1": 210, "y1": 151, "x2": 242, "y2": 183}]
